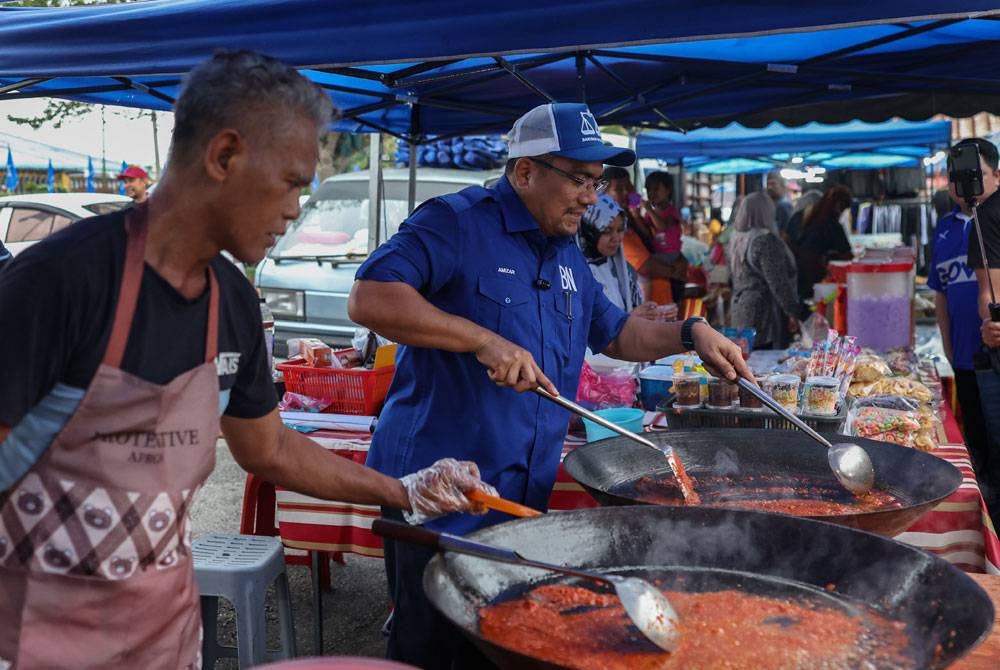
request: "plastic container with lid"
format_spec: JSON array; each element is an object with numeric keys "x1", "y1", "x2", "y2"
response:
[
  {"x1": 802, "y1": 375, "x2": 840, "y2": 416},
  {"x1": 706, "y1": 377, "x2": 734, "y2": 409},
  {"x1": 764, "y1": 373, "x2": 801, "y2": 412},
  {"x1": 846, "y1": 260, "x2": 914, "y2": 351},
  {"x1": 638, "y1": 365, "x2": 674, "y2": 411},
  {"x1": 671, "y1": 371, "x2": 702, "y2": 409}
]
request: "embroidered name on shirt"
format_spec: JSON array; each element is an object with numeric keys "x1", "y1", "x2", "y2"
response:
[
  {"x1": 216, "y1": 352, "x2": 241, "y2": 376},
  {"x1": 497, "y1": 267, "x2": 516, "y2": 275}
]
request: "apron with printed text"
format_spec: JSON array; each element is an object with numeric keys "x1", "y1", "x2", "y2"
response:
[{"x1": 0, "y1": 205, "x2": 220, "y2": 669}]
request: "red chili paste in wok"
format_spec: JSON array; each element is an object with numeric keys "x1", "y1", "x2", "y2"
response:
[
  {"x1": 479, "y1": 583, "x2": 911, "y2": 669},
  {"x1": 609, "y1": 474, "x2": 903, "y2": 516}
]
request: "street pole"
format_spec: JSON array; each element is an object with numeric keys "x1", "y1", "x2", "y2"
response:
[{"x1": 151, "y1": 110, "x2": 161, "y2": 177}]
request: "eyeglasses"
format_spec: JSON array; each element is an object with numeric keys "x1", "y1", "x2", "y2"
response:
[{"x1": 529, "y1": 157, "x2": 608, "y2": 194}]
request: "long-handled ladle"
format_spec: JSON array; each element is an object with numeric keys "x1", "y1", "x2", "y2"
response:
[
  {"x1": 372, "y1": 518, "x2": 681, "y2": 652},
  {"x1": 534, "y1": 387, "x2": 700, "y2": 504},
  {"x1": 736, "y1": 377, "x2": 875, "y2": 496}
]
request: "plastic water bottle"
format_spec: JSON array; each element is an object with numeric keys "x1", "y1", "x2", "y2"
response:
[{"x1": 259, "y1": 297, "x2": 275, "y2": 374}]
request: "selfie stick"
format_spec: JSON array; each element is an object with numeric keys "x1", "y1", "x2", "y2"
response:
[{"x1": 968, "y1": 198, "x2": 1000, "y2": 323}]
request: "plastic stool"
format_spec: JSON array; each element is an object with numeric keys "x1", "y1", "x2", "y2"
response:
[{"x1": 193, "y1": 533, "x2": 296, "y2": 668}]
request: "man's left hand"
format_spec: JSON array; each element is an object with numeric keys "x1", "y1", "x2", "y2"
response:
[{"x1": 692, "y1": 321, "x2": 752, "y2": 382}]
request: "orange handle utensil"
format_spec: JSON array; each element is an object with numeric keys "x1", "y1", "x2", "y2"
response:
[{"x1": 466, "y1": 489, "x2": 542, "y2": 518}]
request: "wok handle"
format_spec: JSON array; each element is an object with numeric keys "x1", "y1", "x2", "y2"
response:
[
  {"x1": 371, "y1": 518, "x2": 602, "y2": 583},
  {"x1": 372, "y1": 518, "x2": 522, "y2": 564},
  {"x1": 736, "y1": 377, "x2": 834, "y2": 449},
  {"x1": 533, "y1": 387, "x2": 661, "y2": 452}
]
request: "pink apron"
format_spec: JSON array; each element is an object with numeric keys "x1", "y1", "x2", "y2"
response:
[{"x1": 0, "y1": 205, "x2": 220, "y2": 669}]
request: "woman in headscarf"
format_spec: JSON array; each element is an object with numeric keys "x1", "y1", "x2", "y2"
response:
[
  {"x1": 729, "y1": 191, "x2": 811, "y2": 349},
  {"x1": 578, "y1": 195, "x2": 661, "y2": 320}
]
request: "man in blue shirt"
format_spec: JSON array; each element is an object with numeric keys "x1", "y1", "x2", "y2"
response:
[
  {"x1": 349, "y1": 102, "x2": 751, "y2": 668},
  {"x1": 930, "y1": 138, "x2": 999, "y2": 493}
]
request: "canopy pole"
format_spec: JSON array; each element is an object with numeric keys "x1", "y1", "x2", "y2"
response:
[
  {"x1": 575, "y1": 52, "x2": 586, "y2": 103},
  {"x1": 367, "y1": 132, "x2": 383, "y2": 253},
  {"x1": 408, "y1": 104, "x2": 420, "y2": 213}
]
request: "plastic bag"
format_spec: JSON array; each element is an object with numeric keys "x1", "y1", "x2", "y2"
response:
[
  {"x1": 799, "y1": 312, "x2": 830, "y2": 348},
  {"x1": 576, "y1": 361, "x2": 638, "y2": 409},
  {"x1": 278, "y1": 391, "x2": 331, "y2": 413},
  {"x1": 400, "y1": 458, "x2": 499, "y2": 525},
  {"x1": 847, "y1": 396, "x2": 920, "y2": 447},
  {"x1": 852, "y1": 354, "x2": 892, "y2": 383}
]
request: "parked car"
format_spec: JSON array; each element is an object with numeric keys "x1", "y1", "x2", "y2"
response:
[
  {"x1": 256, "y1": 167, "x2": 501, "y2": 354},
  {"x1": 0, "y1": 192, "x2": 133, "y2": 257}
]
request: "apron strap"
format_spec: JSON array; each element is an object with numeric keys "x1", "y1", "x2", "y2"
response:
[
  {"x1": 103, "y1": 206, "x2": 148, "y2": 368},
  {"x1": 204, "y1": 268, "x2": 219, "y2": 363},
  {"x1": 104, "y1": 204, "x2": 222, "y2": 367}
]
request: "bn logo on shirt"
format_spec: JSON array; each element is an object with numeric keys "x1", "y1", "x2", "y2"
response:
[{"x1": 559, "y1": 266, "x2": 577, "y2": 292}]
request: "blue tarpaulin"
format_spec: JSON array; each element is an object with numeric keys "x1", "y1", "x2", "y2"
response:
[
  {"x1": 637, "y1": 119, "x2": 951, "y2": 171},
  {"x1": 0, "y1": 2, "x2": 998, "y2": 139}
]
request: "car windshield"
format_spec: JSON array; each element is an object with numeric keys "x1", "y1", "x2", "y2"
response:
[
  {"x1": 83, "y1": 201, "x2": 130, "y2": 216},
  {"x1": 271, "y1": 177, "x2": 485, "y2": 260}
]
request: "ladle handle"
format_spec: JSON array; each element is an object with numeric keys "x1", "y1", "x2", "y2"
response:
[
  {"x1": 736, "y1": 377, "x2": 834, "y2": 449},
  {"x1": 533, "y1": 387, "x2": 660, "y2": 452},
  {"x1": 372, "y1": 518, "x2": 600, "y2": 583}
]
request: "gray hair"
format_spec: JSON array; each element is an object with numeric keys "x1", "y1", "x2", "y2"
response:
[
  {"x1": 793, "y1": 189, "x2": 822, "y2": 215},
  {"x1": 169, "y1": 50, "x2": 335, "y2": 163}
]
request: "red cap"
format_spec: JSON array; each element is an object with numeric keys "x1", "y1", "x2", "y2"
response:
[{"x1": 117, "y1": 165, "x2": 149, "y2": 180}]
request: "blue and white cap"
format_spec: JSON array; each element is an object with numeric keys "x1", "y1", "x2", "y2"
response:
[{"x1": 506, "y1": 102, "x2": 635, "y2": 166}]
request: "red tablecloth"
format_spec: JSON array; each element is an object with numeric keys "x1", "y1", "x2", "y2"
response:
[{"x1": 268, "y1": 406, "x2": 1000, "y2": 573}]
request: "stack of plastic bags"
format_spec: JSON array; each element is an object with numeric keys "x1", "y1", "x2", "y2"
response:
[{"x1": 395, "y1": 135, "x2": 507, "y2": 170}]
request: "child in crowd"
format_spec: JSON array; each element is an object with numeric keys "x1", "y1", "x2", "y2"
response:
[{"x1": 639, "y1": 171, "x2": 686, "y2": 303}]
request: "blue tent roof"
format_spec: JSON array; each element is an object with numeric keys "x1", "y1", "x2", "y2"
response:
[
  {"x1": 0, "y1": 2, "x2": 998, "y2": 139},
  {"x1": 636, "y1": 119, "x2": 951, "y2": 171}
]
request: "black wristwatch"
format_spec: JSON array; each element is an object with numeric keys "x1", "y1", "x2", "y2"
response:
[{"x1": 681, "y1": 316, "x2": 708, "y2": 351}]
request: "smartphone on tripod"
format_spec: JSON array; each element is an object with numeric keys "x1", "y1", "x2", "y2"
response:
[{"x1": 949, "y1": 142, "x2": 1000, "y2": 324}]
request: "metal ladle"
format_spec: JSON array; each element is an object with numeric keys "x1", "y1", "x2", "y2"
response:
[
  {"x1": 533, "y1": 387, "x2": 700, "y2": 503},
  {"x1": 372, "y1": 518, "x2": 681, "y2": 652},
  {"x1": 736, "y1": 377, "x2": 875, "y2": 496}
]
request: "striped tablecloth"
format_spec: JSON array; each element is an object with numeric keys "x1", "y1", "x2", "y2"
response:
[{"x1": 273, "y1": 406, "x2": 1000, "y2": 573}]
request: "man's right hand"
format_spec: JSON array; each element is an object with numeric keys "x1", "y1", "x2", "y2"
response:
[{"x1": 474, "y1": 332, "x2": 557, "y2": 395}]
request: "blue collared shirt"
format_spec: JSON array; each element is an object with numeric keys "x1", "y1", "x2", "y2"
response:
[
  {"x1": 928, "y1": 208, "x2": 981, "y2": 370},
  {"x1": 356, "y1": 176, "x2": 627, "y2": 532}
]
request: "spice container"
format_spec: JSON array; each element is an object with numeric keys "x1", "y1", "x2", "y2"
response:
[
  {"x1": 802, "y1": 375, "x2": 840, "y2": 415},
  {"x1": 706, "y1": 377, "x2": 734, "y2": 409},
  {"x1": 764, "y1": 374, "x2": 801, "y2": 412},
  {"x1": 672, "y1": 372, "x2": 702, "y2": 409}
]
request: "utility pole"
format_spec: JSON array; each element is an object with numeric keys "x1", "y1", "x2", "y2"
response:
[
  {"x1": 151, "y1": 110, "x2": 161, "y2": 177},
  {"x1": 100, "y1": 105, "x2": 107, "y2": 180}
]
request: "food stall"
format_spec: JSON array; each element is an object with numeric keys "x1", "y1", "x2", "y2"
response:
[{"x1": 247, "y1": 278, "x2": 1000, "y2": 666}]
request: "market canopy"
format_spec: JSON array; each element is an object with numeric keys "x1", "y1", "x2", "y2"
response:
[
  {"x1": 1, "y1": 2, "x2": 1000, "y2": 140},
  {"x1": 636, "y1": 119, "x2": 952, "y2": 172}
]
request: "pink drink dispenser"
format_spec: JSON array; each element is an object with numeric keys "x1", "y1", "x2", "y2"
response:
[{"x1": 846, "y1": 260, "x2": 914, "y2": 351}]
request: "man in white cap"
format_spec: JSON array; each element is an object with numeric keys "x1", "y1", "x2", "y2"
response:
[
  {"x1": 117, "y1": 164, "x2": 152, "y2": 203},
  {"x1": 349, "y1": 102, "x2": 750, "y2": 668}
]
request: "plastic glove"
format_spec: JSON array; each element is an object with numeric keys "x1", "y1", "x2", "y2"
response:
[{"x1": 400, "y1": 458, "x2": 499, "y2": 525}]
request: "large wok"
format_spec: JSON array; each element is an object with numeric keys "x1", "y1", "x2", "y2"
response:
[
  {"x1": 562, "y1": 428, "x2": 961, "y2": 536},
  {"x1": 423, "y1": 506, "x2": 993, "y2": 669}
]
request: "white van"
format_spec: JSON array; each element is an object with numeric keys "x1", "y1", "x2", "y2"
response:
[{"x1": 256, "y1": 168, "x2": 501, "y2": 354}]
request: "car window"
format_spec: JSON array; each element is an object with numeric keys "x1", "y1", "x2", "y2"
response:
[
  {"x1": 83, "y1": 201, "x2": 130, "y2": 216},
  {"x1": 5, "y1": 208, "x2": 55, "y2": 242},
  {"x1": 51, "y1": 213, "x2": 74, "y2": 234},
  {"x1": 271, "y1": 179, "x2": 484, "y2": 259}
]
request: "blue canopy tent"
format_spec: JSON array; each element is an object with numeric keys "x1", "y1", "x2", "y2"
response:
[
  {"x1": 0, "y1": 2, "x2": 999, "y2": 142},
  {"x1": 637, "y1": 119, "x2": 952, "y2": 172}
]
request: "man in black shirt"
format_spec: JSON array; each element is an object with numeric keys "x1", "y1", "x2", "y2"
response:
[
  {"x1": 0, "y1": 50, "x2": 492, "y2": 667},
  {"x1": 965, "y1": 174, "x2": 1000, "y2": 523}
]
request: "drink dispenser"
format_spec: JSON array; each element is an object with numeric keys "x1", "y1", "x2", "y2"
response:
[{"x1": 846, "y1": 260, "x2": 914, "y2": 351}]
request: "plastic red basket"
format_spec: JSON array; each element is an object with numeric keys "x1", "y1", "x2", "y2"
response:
[{"x1": 277, "y1": 354, "x2": 394, "y2": 416}]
